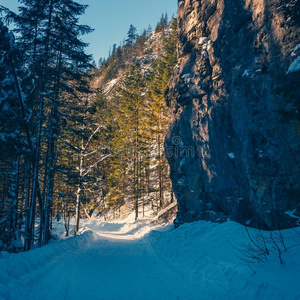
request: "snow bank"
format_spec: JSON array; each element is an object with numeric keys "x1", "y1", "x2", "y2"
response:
[
  {"x1": 145, "y1": 221, "x2": 300, "y2": 300},
  {"x1": 0, "y1": 230, "x2": 97, "y2": 300}
]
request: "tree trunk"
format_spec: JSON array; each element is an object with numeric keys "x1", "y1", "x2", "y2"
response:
[
  {"x1": 75, "y1": 137, "x2": 84, "y2": 235},
  {"x1": 26, "y1": 0, "x2": 54, "y2": 251},
  {"x1": 7, "y1": 156, "x2": 20, "y2": 251}
]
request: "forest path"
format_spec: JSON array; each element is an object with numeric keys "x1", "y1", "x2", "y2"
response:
[
  {"x1": 3, "y1": 219, "x2": 300, "y2": 300},
  {"x1": 8, "y1": 219, "x2": 198, "y2": 300}
]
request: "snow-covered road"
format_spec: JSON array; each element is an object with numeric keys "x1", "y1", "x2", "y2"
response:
[
  {"x1": 10, "y1": 224, "x2": 196, "y2": 300},
  {"x1": 1, "y1": 218, "x2": 300, "y2": 300}
]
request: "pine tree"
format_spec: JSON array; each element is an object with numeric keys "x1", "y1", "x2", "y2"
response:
[
  {"x1": 108, "y1": 62, "x2": 151, "y2": 219},
  {"x1": 126, "y1": 24, "x2": 138, "y2": 47},
  {"x1": 136, "y1": 30, "x2": 147, "y2": 56},
  {"x1": 91, "y1": 18, "x2": 178, "y2": 219},
  {"x1": 0, "y1": 21, "x2": 33, "y2": 252},
  {"x1": 112, "y1": 44, "x2": 117, "y2": 56},
  {"x1": 148, "y1": 17, "x2": 178, "y2": 209},
  {"x1": 125, "y1": 24, "x2": 138, "y2": 59},
  {"x1": 41, "y1": 0, "x2": 93, "y2": 244},
  {"x1": 0, "y1": 0, "x2": 93, "y2": 251},
  {"x1": 155, "y1": 13, "x2": 169, "y2": 33}
]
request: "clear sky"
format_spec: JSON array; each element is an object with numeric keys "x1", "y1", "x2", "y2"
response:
[{"x1": 1, "y1": 0, "x2": 178, "y2": 63}]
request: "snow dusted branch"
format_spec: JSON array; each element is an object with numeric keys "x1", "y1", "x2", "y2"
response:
[
  {"x1": 229, "y1": 226, "x2": 300, "y2": 265},
  {"x1": 83, "y1": 147, "x2": 103, "y2": 157},
  {"x1": 82, "y1": 154, "x2": 111, "y2": 178},
  {"x1": 83, "y1": 125, "x2": 106, "y2": 152}
]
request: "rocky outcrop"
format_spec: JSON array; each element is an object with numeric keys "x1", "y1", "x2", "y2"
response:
[{"x1": 166, "y1": 0, "x2": 300, "y2": 229}]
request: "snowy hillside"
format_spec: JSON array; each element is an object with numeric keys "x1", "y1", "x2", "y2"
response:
[{"x1": 1, "y1": 218, "x2": 299, "y2": 300}]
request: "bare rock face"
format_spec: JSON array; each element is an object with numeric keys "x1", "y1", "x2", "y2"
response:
[{"x1": 166, "y1": 0, "x2": 300, "y2": 229}]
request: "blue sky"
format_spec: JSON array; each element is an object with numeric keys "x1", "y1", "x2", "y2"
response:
[{"x1": 2, "y1": 0, "x2": 177, "y2": 63}]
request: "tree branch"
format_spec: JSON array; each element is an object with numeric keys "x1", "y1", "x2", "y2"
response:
[{"x1": 82, "y1": 154, "x2": 111, "y2": 178}]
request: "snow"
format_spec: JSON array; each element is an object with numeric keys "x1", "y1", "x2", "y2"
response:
[
  {"x1": 198, "y1": 37, "x2": 209, "y2": 45},
  {"x1": 178, "y1": 0, "x2": 185, "y2": 7},
  {"x1": 0, "y1": 132, "x2": 18, "y2": 142},
  {"x1": 181, "y1": 73, "x2": 192, "y2": 84},
  {"x1": 242, "y1": 69, "x2": 251, "y2": 77},
  {"x1": 0, "y1": 90, "x2": 8, "y2": 104},
  {"x1": 0, "y1": 133, "x2": 7, "y2": 142},
  {"x1": 285, "y1": 210, "x2": 300, "y2": 225},
  {"x1": 104, "y1": 78, "x2": 118, "y2": 94},
  {"x1": 152, "y1": 202, "x2": 177, "y2": 222},
  {"x1": 1, "y1": 219, "x2": 300, "y2": 300},
  {"x1": 287, "y1": 57, "x2": 300, "y2": 74},
  {"x1": 291, "y1": 44, "x2": 300, "y2": 57},
  {"x1": 228, "y1": 152, "x2": 235, "y2": 159},
  {"x1": 198, "y1": 37, "x2": 212, "y2": 51}
]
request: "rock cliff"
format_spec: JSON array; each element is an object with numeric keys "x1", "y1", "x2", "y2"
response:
[{"x1": 166, "y1": 0, "x2": 300, "y2": 229}]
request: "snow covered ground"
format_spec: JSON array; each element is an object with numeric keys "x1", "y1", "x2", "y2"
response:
[{"x1": 1, "y1": 216, "x2": 300, "y2": 300}]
